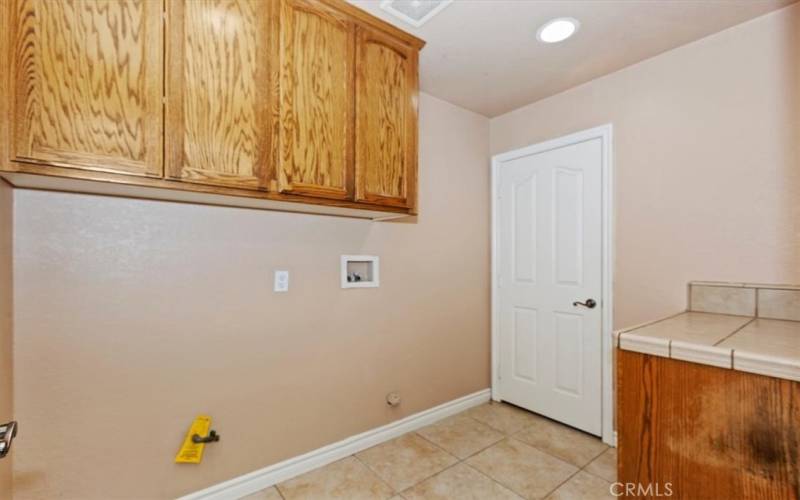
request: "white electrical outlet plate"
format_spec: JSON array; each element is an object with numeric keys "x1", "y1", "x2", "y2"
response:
[{"x1": 274, "y1": 270, "x2": 289, "y2": 292}]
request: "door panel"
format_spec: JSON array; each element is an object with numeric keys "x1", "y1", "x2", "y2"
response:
[
  {"x1": 554, "y1": 167, "x2": 584, "y2": 285},
  {"x1": 355, "y1": 27, "x2": 418, "y2": 209},
  {"x1": 513, "y1": 307, "x2": 537, "y2": 382},
  {"x1": 166, "y1": 0, "x2": 276, "y2": 190},
  {"x1": 513, "y1": 173, "x2": 537, "y2": 283},
  {"x1": 11, "y1": 0, "x2": 163, "y2": 177},
  {"x1": 554, "y1": 312, "x2": 583, "y2": 396},
  {"x1": 279, "y1": 0, "x2": 354, "y2": 200},
  {"x1": 498, "y1": 138, "x2": 603, "y2": 435}
]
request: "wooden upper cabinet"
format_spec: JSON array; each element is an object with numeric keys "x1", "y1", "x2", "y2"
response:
[
  {"x1": 166, "y1": 0, "x2": 277, "y2": 190},
  {"x1": 0, "y1": 0, "x2": 425, "y2": 217},
  {"x1": 278, "y1": 0, "x2": 355, "y2": 200},
  {"x1": 9, "y1": 0, "x2": 163, "y2": 177},
  {"x1": 355, "y1": 26, "x2": 419, "y2": 210}
]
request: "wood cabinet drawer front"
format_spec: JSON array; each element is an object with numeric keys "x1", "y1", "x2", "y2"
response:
[
  {"x1": 10, "y1": 0, "x2": 163, "y2": 177},
  {"x1": 355, "y1": 26, "x2": 418, "y2": 210},
  {"x1": 278, "y1": 0, "x2": 355, "y2": 200},
  {"x1": 166, "y1": 0, "x2": 277, "y2": 190}
]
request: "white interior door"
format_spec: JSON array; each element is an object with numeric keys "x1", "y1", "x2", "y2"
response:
[{"x1": 496, "y1": 137, "x2": 603, "y2": 435}]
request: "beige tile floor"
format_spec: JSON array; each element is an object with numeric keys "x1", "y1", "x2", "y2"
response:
[{"x1": 241, "y1": 402, "x2": 616, "y2": 500}]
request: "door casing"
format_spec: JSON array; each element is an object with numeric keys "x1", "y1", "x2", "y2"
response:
[{"x1": 491, "y1": 124, "x2": 614, "y2": 446}]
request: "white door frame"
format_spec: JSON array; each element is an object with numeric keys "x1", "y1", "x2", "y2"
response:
[{"x1": 491, "y1": 124, "x2": 615, "y2": 446}]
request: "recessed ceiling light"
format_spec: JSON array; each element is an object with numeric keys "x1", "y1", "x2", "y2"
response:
[{"x1": 537, "y1": 18, "x2": 580, "y2": 44}]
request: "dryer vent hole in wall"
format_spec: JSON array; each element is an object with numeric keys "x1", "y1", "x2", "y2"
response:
[{"x1": 386, "y1": 392, "x2": 401, "y2": 406}]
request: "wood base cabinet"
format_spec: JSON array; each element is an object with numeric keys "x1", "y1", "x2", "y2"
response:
[
  {"x1": 0, "y1": 0, "x2": 424, "y2": 218},
  {"x1": 617, "y1": 350, "x2": 800, "y2": 499}
]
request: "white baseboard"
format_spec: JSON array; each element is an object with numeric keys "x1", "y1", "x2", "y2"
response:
[{"x1": 180, "y1": 389, "x2": 491, "y2": 500}]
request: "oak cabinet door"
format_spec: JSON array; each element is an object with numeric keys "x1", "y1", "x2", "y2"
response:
[
  {"x1": 10, "y1": 0, "x2": 163, "y2": 177},
  {"x1": 355, "y1": 26, "x2": 418, "y2": 210},
  {"x1": 166, "y1": 0, "x2": 277, "y2": 190},
  {"x1": 278, "y1": 0, "x2": 355, "y2": 200}
]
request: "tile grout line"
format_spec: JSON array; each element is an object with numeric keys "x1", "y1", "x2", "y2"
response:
[
  {"x1": 468, "y1": 403, "x2": 614, "y2": 496},
  {"x1": 755, "y1": 288, "x2": 759, "y2": 317},
  {"x1": 420, "y1": 407, "x2": 542, "y2": 497},
  {"x1": 408, "y1": 407, "x2": 531, "y2": 497},
  {"x1": 419, "y1": 412, "x2": 508, "y2": 461},
  {"x1": 459, "y1": 450, "x2": 527, "y2": 499},
  {"x1": 271, "y1": 466, "x2": 287, "y2": 500},
  {"x1": 579, "y1": 447, "x2": 616, "y2": 483},
  {"x1": 543, "y1": 469, "x2": 582, "y2": 499},
  {"x1": 397, "y1": 460, "x2": 464, "y2": 497},
  {"x1": 459, "y1": 411, "x2": 510, "y2": 435},
  {"x1": 712, "y1": 317, "x2": 756, "y2": 347},
  {"x1": 351, "y1": 452, "x2": 400, "y2": 497},
  {"x1": 504, "y1": 416, "x2": 614, "y2": 497},
  {"x1": 508, "y1": 428, "x2": 606, "y2": 470},
  {"x1": 458, "y1": 433, "x2": 506, "y2": 461},
  {"x1": 338, "y1": 411, "x2": 472, "y2": 497},
  {"x1": 271, "y1": 402, "x2": 613, "y2": 500},
  {"x1": 579, "y1": 450, "x2": 614, "y2": 485},
  {"x1": 463, "y1": 438, "x2": 524, "y2": 497},
  {"x1": 507, "y1": 434, "x2": 603, "y2": 497},
  {"x1": 538, "y1": 441, "x2": 615, "y2": 498},
  {"x1": 354, "y1": 429, "x2": 463, "y2": 496},
  {"x1": 412, "y1": 429, "x2": 460, "y2": 458},
  {"x1": 271, "y1": 480, "x2": 287, "y2": 500},
  {"x1": 388, "y1": 431, "x2": 462, "y2": 491}
]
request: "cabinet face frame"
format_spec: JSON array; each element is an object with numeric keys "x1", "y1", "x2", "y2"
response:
[
  {"x1": 278, "y1": 0, "x2": 356, "y2": 201},
  {"x1": 165, "y1": 0, "x2": 278, "y2": 191},
  {"x1": 7, "y1": 0, "x2": 164, "y2": 177},
  {"x1": 355, "y1": 26, "x2": 419, "y2": 211}
]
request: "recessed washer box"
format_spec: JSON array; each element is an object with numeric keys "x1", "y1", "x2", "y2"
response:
[{"x1": 341, "y1": 255, "x2": 379, "y2": 289}]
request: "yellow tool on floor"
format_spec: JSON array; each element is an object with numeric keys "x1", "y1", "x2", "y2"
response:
[{"x1": 175, "y1": 415, "x2": 213, "y2": 464}]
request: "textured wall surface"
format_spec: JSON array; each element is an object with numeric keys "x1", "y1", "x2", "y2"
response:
[
  {"x1": 0, "y1": 181, "x2": 12, "y2": 497},
  {"x1": 12, "y1": 93, "x2": 491, "y2": 499},
  {"x1": 491, "y1": 4, "x2": 800, "y2": 328}
]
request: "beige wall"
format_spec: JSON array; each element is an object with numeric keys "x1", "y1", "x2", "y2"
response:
[
  {"x1": 0, "y1": 181, "x2": 12, "y2": 498},
  {"x1": 491, "y1": 4, "x2": 800, "y2": 329},
  {"x1": 11, "y1": 93, "x2": 491, "y2": 499}
]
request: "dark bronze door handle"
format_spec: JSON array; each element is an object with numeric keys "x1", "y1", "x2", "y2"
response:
[{"x1": 573, "y1": 298, "x2": 597, "y2": 309}]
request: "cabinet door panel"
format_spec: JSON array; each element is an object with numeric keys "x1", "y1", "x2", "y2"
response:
[
  {"x1": 279, "y1": 0, "x2": 354, "y2": 200},
  {"x1": 11, "y1": 0, "x2": 163, "y2": 177},
  {"x1": 355, "y1": 27, "x2": 418, "y2": 210},
  {"x1": 166, "y1": 0, "x2": 276, "y2": 190}
]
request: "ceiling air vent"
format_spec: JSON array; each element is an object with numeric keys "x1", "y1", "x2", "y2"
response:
[{"x1": 380, "y1": 0, "x2": 453, "y2": 28}]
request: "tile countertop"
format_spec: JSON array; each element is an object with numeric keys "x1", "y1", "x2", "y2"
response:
[{"x1": 615, "y1": 312, "x2": 800, "y2": 382}]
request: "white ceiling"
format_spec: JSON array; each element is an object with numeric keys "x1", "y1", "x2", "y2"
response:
[{"x1": 349, "y1": 0, "x2": 795, "y2": 117}]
